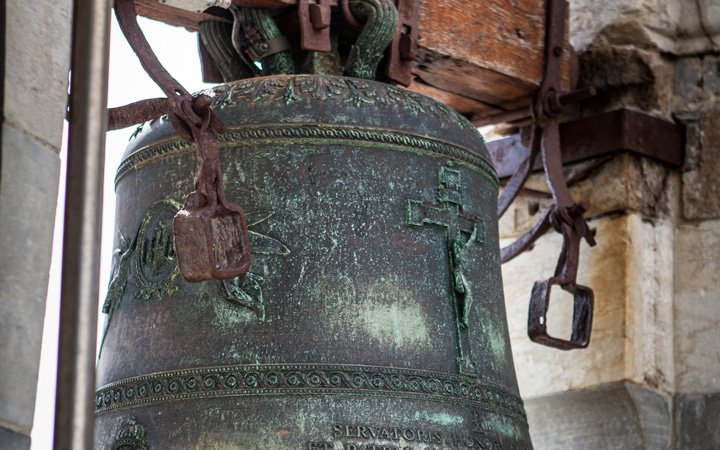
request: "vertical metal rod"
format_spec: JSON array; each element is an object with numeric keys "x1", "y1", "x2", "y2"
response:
[
  {"x1": 1, "y1": 0, "x2": 5, "y2": 181},
  {"x1": 53, "y1": 0, "x2": 112, "y2": 447}
]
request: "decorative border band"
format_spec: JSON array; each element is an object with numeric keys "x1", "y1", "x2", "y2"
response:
[
  {"x1": 115, "y1": 124, "x2": 498, "y2": 190},
  {"x1": 96, "y1": 364, "x2": 526, "y2": 422}
]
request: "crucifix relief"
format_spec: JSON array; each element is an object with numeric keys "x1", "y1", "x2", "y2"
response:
[{"x1": 406, "y1": 165, "x2": 485, "y2": 377}]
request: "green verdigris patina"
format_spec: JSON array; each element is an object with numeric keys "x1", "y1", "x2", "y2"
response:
[
  {"x1": 99, "y1": 203, "x2": 290, "y2": 356},
  {"x1": 95, "y1": 75, "x2": 532, "y2": 450},
  {"x1": 406, "y1": 165, "x2": 486, "y2": 377},
  {"x1": 343, "y1": 0, "x2": 398, "y2": 80}
]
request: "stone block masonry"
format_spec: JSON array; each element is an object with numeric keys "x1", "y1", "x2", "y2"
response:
[{"x1": 0, "y1": 0, "x2": 71, "y2": 447}]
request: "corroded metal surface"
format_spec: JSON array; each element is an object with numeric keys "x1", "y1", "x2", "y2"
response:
[{"x1": 95, "y1": 75, "x2": 533, "y2": 449}]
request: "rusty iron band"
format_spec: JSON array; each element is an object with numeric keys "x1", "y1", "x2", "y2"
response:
[
  {"x1": 115, "y1": 125, "x2": 499, "y2": 190},
  {"x1": 96, "y1": 364, "x2": 526, "y2": 422}
]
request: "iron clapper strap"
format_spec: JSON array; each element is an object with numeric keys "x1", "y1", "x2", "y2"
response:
[
  {"x1": 114, "y1": 0, "x2": 252, "y2": 282},
  {"x1": 496, "y1": 0, "x2": 597, "y2": 349}
]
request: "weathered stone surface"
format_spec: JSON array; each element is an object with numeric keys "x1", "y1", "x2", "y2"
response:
[
  {"x1": 682, "y1": 107, "x2": 720, "y2": 219},
  {"x1": 625, "y1": 383, "x2": 673, "y2": 449},
  {"x1": 4, "y1": 0, "x2": 72, "y2": 150},
  {"x1": 578, "y1": 47, "x2": 673, "y2": 119},
  {"x1": 580, "y1": 47, "x2": 656, "y2": 89},
  {"x1": 1, "y1": 0, "x2": 72, "y2": 441},
  {"x1": 570, "y1": 0, "x2": 720, "y2": 55},
  {"x1": 573, "y1": 154, "x2": 678, "y2": 220},
  {"x1": 525, "y1": 382, "x2": 671, "y2": 449},
  {"x1": 568, "y1": 0, "x2": 625, "y2": 52},
  {"x1": 498, "y1": 154, "x2": 679, "y2": 240},
  {"x1": 0, "y1": 124, "x2": 61, "y2": 431},
  {"x1": 0, "y1": 425, "x2": 31, "y2": 450},
  {"x1": 674, "y1": 391, "x2": 720, "y2": 449},
  {"x1": 503, "y1": 213, "x2": 675, "y2": 398},
  {"x1": 674, "y1": 59, "x2": 703, "y2": 98},
  {"x1": 670, "y1": 56, "x2": 720, "y2": 111},
  {"x1": 674, "y1": 219, "x2": 720, "y2": 393},
  {"x1": 624, "y1": 215, "x2": 675, "y2": 393},
  {"x1": 703, "y1": 56, "x2": 720, "y2": 94},
  {"x1": 497, "y1": 194, "x2": 553, "y2": 240}
]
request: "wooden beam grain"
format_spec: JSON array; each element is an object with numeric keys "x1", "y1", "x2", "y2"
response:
[
  {"x1": 412, "y1": 0, "x2": 571, "y2": 116},
  {"x1": 134, "y1": 0, "x2": 229, "y2": 31},
  {"x1": 407, "y1": 77, "x2": 503, "y2": 117}
]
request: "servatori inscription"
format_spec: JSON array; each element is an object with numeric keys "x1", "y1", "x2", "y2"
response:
[{"x1": 307, "y1": 424, "x2": 530, "y2": 450}]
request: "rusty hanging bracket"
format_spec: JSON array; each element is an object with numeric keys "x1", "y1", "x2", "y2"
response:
[
  {"x1": 493, "y1": 0, "x2": 598, "y2": 350},
  {"x1": 385, "y1": 0, "x2": 419, "y2": 86},
  {"x1": 114, "y1": 0, "x2": 252, "y2": 282}
]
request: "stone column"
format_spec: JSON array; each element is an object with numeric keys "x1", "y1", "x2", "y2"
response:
[
  {"x1": 500, "y1": 0, "x2": 720, "y2": 447},
  {"x1": 0, "y1": 0, "x2": 72, "y2": 448}
]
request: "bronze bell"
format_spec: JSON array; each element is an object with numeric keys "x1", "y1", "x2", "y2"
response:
[
  {"x1": 96, "y1": 0, "x2": 533, "y2": 448},
  {"x1": 95, "y1": 74, "x2": 533, "y2": 449}
]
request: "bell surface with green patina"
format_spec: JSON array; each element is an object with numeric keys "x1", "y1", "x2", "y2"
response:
[{"x1": 95, "y1": 74, "x2": 533, "y2": 449}]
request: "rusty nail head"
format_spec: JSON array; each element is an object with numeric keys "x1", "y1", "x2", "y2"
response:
[
  {"x1": 399, "y1": 33, "x2": 417, "y2": 61},
  {"x1": 310, "y1": 2, "x2": 330, "y2": 29},
  {"x1": 299, "y1": 0, "x2": 331, "y2": 52}
]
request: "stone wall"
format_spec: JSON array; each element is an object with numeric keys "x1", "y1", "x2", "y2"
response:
[
  {"x1": 501, "y1": 0, "x2": 720, "y2": 448},
  {"x1": 0, "y1": 0, "x2": 71, "y2": 448}
]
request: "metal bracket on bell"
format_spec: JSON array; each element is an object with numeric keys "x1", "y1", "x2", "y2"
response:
[
  {"x1": 247, "y1": 35, "x2": 292, "y2": 61},
  {"x1": 386, "y1": 0, "x2": 419, "y2": 86},
  {"x1": 174, "y1": 191, "x2": 252, "y2": 283},
  {"x1": 528, "y1": 277, "x2": 594, "y2": 350},
  {"x1": 298, "y1": 0, "x2": 331, "y2": 52}
]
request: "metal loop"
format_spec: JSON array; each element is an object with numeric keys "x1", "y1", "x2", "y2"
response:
[
  {"x1": 342, "y1": 0, "x2": 398, "y2": 80},
  {"x1": 340, "y1": 0, "x2": 365, "y2": 29},
  {"x1": 528, "y1": 278, "x2": 594, "y2": 350}
]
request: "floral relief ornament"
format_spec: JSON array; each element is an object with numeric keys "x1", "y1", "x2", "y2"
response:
[
  {"x1": 110, "y1": 416, "x2": 149, "y2": 450},
  {"x1": 210, "y1": 75, "x2": 469, "y2": 129},
  {"x1": 99, "y1": 203, "x2": 290, "y2": 355}
]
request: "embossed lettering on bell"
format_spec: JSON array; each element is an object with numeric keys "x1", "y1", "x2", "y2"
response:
[{"x1": 96, "y1": 75, "x2": 533, "y2": 449}]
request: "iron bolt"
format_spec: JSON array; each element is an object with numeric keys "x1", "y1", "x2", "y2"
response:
[{"x1": 399, "y1": 34, "x2": 418, "y2": 61}]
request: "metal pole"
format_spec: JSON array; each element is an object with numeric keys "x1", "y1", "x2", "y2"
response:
[
  {"x1": 54, "y1": 0, "x2": 112, "y2": 446},
  {"x1": 1, "y1": 0, "x2": 5, "y2": 181}
]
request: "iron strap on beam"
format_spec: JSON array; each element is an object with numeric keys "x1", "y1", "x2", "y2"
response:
[{"x1": 487, "y1": 108, "x2": 684, "y2": 179}]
